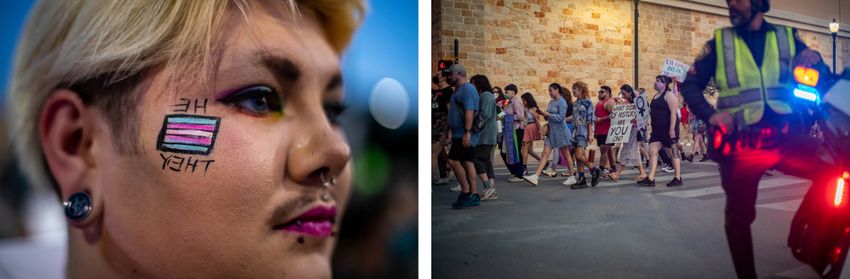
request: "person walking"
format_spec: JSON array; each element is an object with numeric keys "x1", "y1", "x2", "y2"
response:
[
  {"x1": 470, "y1": 75, "x2": 499, "y2": 201},
  {"x1": 680, "y1": 0, "x2": 835, "y2": 276},
  {"x1": 569, "y1": 82, "x2": 602, "y2": 188},
  {"x1": 520, "y1": 92, "x2": 545, "y2": 175},
  {"x1": 639, "y1": 75, "x2": 683, "y2": 187},
  {"x1": 594, "y1": 86, "x2": 617, "y2": 176},
  {"x1": 608, "y1": 85, "x2": 647, "y2": 181},
  {"x1": 445, "y1": 64, "x2": 481, "y2": 209},
  {"x1": 523, "y1": 83, "x2": 576, "y2": 186},
  {"x1": 502, "y1": 84, "x2": 526, "y2": 183}
]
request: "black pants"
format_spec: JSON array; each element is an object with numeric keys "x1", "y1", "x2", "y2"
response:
[{"x1": 714, "y1": 131, "x2": 836, "y2": 278}]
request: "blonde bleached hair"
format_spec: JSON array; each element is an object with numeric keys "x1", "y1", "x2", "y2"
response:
[{"x1": 7, "y1": 0, "x2": 364, "y2": 194}]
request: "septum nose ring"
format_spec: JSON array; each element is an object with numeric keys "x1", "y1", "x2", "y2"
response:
[{"x1": 320, "y1": 171, "x2": 338, "y2": 201}]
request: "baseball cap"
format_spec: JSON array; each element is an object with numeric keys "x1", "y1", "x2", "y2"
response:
[{"x1": 447, "y1": 64, "x2": 466, "y2": 74}]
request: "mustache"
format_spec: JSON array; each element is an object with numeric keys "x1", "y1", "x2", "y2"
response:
[{"x1": 268, "y1": 194, "x2": 322, "y2": 225}]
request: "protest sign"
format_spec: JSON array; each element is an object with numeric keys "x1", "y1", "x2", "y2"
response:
[
  {"x1": 661, "y1": 58, "x2": 689, "y2": 82},
  {"x1": 606, "y1": 104, "x2": 637, "y2": 144}
]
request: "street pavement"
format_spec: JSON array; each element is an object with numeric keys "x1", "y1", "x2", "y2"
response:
[{"x1": 432, "y1": 146, "x2": 820, "y2": 279}]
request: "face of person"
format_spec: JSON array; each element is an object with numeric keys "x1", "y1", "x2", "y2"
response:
[
  {"x1": 655, "y1": 79, "x2": 666, "y2": 92},
  {"x1": 548, "y1": 87, "x2": 559, "y2": 99},
  {"x1": 507, "y1": 89, "x2": 516, "y2": 98},
  {"x1": 572, "y1": 87, "x2": 581, "y2": 98},
  {"x1": 446, "y1": 71, "x2": 463, "y2": 87},
  {"x1": 727, "y1": 0, "x2": 753, "y2": 28},
  {"x1": 598, "y1": 89, "x2": 608, "y2": 100},
  {"x1": 619, "y1": 89, "x2": 628, "y2": 100},
  {"x1": 93, "y1": 2, "x2": 350, "y2": 277}
]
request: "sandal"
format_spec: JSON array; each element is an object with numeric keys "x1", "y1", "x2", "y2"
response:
[{"x1": 608, "y1": 173, "x2": 619, "y2": 182}]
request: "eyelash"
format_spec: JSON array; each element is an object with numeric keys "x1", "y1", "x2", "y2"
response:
[
  {"x1": 324, "y1": 102, "x2": 347, "y2": 125},
  {"x1": 219, "y1": 85, "x2": 283, "y2": 116},
  {"x1": 219, "y1": 84, "x2": 345, "y2": 125}
]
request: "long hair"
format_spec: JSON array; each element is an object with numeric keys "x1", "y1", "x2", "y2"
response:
[
  {"x1": 521, "y1": 92, "x2": 538, "y2": 109},
  {"x1": 559, "y1": 86, "x2": 573, "y2": 104},
  {"x1": 470, "y1": 74, "x2": 492, "y2": 93},
  {"x1": 493, "y1": 86, "x2": 504, "y2": 102},
  {"x1": 620, "y1": 84, "x2": 635, "y2": 103}
]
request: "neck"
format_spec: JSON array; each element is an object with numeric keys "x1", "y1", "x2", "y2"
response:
[{"x1": 66, "y1": 228, "x2": 124, "y2": 279}]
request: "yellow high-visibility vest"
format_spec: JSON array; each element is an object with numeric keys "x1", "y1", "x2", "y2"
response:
[{"x1": 714, "y1": 25, "x2": 796, "y2": 125}]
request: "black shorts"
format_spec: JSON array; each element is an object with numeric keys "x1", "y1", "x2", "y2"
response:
[
  {"x1": 448, "y1": 138, "x2": 475, "y2": 162},
  {"x1": 650, "y1": 137, "x2": 678, "y2": 148},
  {"x1": 595, "y1": 134, "x2": 613, "y2": 146},
  {"x1": 473, "y1": 144, "x2": 495, "y2": 175}
]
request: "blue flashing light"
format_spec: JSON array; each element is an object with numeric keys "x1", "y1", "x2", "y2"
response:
[{"x1": 794, "y1": 84, "x2": 820, "y2": 102}]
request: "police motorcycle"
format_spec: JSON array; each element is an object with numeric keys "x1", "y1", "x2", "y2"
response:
[{"x1": 786, "y1": 62, "x2": 850, "y2": 279}]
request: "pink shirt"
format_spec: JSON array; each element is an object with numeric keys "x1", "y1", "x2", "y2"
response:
[{"x1": 504, "y1": 95, "x2": 526, "y2": 126}]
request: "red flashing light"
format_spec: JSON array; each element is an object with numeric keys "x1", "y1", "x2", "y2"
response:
[
  {"x1": 832, "y1": 247, "x2": 843, "y2": 263},
  {"x1": 437, "y1": 59, "x2": 453, "y2": 71},
  {"x1": 835, "y1": 177, "x2": 847, "y2": 208}
]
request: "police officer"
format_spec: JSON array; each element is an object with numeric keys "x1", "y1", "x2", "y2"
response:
[{"x1": 680, "y1": 0, "x2": 838, "y2": 277}]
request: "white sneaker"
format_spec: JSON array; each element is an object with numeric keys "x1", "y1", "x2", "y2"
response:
[
  {"x1": 542, "y1": 168, "x2": 557, "y2": 177},
  {"x1": 433, "y1": 178, "x2": 450, "y2": 185},
  {"x1": 450, "y1": 184, "x2": 462, "y2": 192},
  {"x1": 482, "y1": 187, "x2": 498, "y2": 201},
  {"x1": 662, "y1": 166, "x2": 674, "y2": 173},
  {"x1": 507, "y1": 177, "x2": 524, "y2": 183},
  {"x1": 523, "y1": 175, "x2": 539, "y2": 186},
  {"x1": 562, "y1": 176, "x2": 577, "y2": 185}
]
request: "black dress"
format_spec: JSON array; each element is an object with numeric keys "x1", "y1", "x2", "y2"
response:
[{"x1": 649, "y1": 91, "x2": 679, "y2": 147}]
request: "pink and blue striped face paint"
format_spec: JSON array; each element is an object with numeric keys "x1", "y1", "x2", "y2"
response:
[{"x1": 156, "y1": 114, "x2": 221, "y2": 155}]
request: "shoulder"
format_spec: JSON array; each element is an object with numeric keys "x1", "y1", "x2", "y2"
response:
[
  {"x1": 483, "y1": 92, "x2": 495, "y2": 101},
  {"x1": 665, "y1": 92, "x2": 678, "y2": 101}
]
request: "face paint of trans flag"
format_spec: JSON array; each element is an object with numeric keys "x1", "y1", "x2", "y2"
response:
[{"x1": 156, "y1": 114, "x2": 221, "y2": 155}]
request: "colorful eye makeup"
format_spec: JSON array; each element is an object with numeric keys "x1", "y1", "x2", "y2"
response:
[{"x1": 217, "y1": 85, "x2": 283, "y2": 116}]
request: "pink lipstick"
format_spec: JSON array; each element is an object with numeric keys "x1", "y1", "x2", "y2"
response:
[{"x1": 275, "y1": 206, "x2": 336, "y2": 237}]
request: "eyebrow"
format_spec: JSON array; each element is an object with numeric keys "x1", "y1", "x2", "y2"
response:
[
  {"x1": 260, "y1": 54, "x2": 301, "y2": 84},
  {"x1": 260, "y1": 53, "x2": 343, "y2": 94}
]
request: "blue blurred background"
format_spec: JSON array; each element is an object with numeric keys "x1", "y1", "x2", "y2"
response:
[{"x1": 0, "y1": 1, "x2": 418, "y2": 278}]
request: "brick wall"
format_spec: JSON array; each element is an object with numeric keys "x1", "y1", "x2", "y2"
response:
[{"x1": 434, "y1": 0, "x2": 850, "y2": 108}]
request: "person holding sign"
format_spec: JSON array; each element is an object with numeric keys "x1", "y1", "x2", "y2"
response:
[
  {"x1": 608, "y1": 85, "x2": 647, "y2": 182},
  {"x1": 638, "y1": 75, "x2": 683, "y2": 187},
  {"x1": 523, "y1": 83, "x2": 576, "y2": 186}
]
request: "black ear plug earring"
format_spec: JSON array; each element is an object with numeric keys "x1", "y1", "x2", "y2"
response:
[{"x1": 63, "y1": 192, "x2": 92, "y2": 221}]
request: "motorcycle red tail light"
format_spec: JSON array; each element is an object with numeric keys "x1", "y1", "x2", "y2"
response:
[
  {"x1": 832, "y1": 247, "x2": 843, "y2": 263},
  {"x1": 835, "y1": 175, "x2": 847, "y2": 208}
]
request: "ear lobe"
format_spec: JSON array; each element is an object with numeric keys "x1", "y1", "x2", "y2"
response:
[{"x1": 39, "y1": 89, "x2": 102, "y2": 228}]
